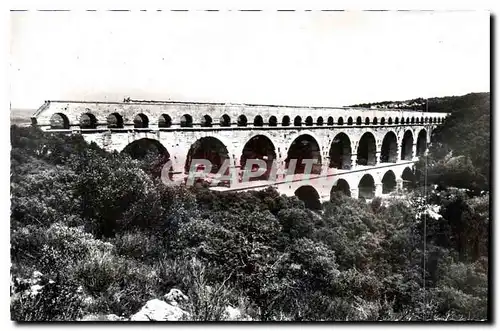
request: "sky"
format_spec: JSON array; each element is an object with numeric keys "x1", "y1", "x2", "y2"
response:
[{"x1": 9, "y1": 10, "x2": 490, "y2": 109}]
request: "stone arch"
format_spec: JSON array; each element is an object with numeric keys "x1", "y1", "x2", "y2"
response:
[
  {"x1": 238, "y1": 115, "x2": 248, "y2": 127},
  {"x1": 305, "y1": 116, "x2": 313, "y2": 126},
  {"x1": 420, "y1": 116, "x2": 424, "y2": 123},
  {"x1": 381, "y1": 170, "x2": 397, "y2": 194},
  {"x1": 220, "y1": 114, "x2": 231, "y2": 127},
  {"x1": 402, "y1": 167, "x2": 416, "y2": 190},
  {"x1": 373, "y1": 117, "x2": 378, "y2": 125},
  {"x1": 356, "y1": 132, "x2": 377, "y2": 166},
  {"x1": 240, "y1": 135, "x2": 277, "y2": 181},
  {"x1": 294, "y1": 185, "x2": 322, "y2": 210},
  {"x1": 269, "y1": 115, "x2": 278, "y2": 126},
  {"x1": 282, "y1": 115, "x2": 290, "y2": 126},
  {"x1": 50, "y1": 113, "x2": 70, "y2": 129},
  {"x1": 107, "y1": 112, "x2": 124, "y2": 129},
  {"x1": 394, "y1": 117, "x2": 399, "y2": 125},
  {"x1": 134, "y1": 113, "x2": 149, "y2": 128},
  {"x1": 364, "y1": 117, "x2": 370, "y2": 125},
  {"x1": 294, "y1": 116, "x2": 302, "y2": 126},
  {"x1": 380, "y1": 131, "x2": 398, "y2": 163},
  {"x1": 388, "y1": 117, "x2": 393, "y2": 125},
  {"x1": 416, "y1": 129, "x2": 427, "y2": 156},
  {"x1": 425, "y1": 117, "x2": 429, "y2": 123},
  {"x1": 380, "y1": 117, "x2": 385, "y2": 125},
  {"x1": 347, "y1": 117, "x2": 353, "y2": 125},
  {"x1": 181, "y1": 114, "x2": 193, "y2": 127},
  {"x1": 316, "y1": 116, "x2": 324, "y2": 126},
  {"x1": 201, "y1": 115, "x2": 213, "y2": 127},
  {"x1": 79, "y1": 112, "x2": 97, "y2": 129},
  {"x1": 327, "y1": 116, "x2": 334, "y2": 125},
  {"x1": 330, "y1": 179, "x2": 351, "y2": 197},
  {"x1": 185, "y1": 136, "x2": 230, "y2": 174},
  {"x1": 286, "y1": 133, "x2": 322, "y2": 174},
  {"x1": 401, "y1": 130, "x2": 414, "y2": 160},
  {"x1": 158, "y1": 114, "x2": 172, "y2": 128},
  {"x1": 406, "y1": 118, "x2": 411, "y2": 125},
  {"x1": 356, "y1": 116, "x2": 363, "y2": 125},
  {"x1": 358, "y1": 174, "x2": 375, "y2": 200},
  {"x1": 400, "y1": 117, "x2": 405, "y2": 124},
  {"x1": 329, "y1": 132, "x2": 352, "y2": 169},
  {"x1": 122, "y1": 138, "x2": 171, "y2": 178},
  {"x1": 254, "y1": 115, "x2": 264, "y2": 127},
  {"x1": 411, "y1": 117, "x2": 415, "y2": 124},
  {"x1": 337, "y1": 117, "x2": 344, "y2": 125}
]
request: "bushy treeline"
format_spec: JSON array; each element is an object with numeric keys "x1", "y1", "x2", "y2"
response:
[{"x1": 10, "y1": 124, "x2": 489, "y2": 321}]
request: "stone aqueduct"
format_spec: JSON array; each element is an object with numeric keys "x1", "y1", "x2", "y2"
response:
[{"x1": 32, "y1": 100, "x2": 447, "y2": 207}]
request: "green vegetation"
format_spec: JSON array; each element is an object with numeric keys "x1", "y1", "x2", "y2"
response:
[{"x1": 10, "y1": 93, "x2": 489, "y2": 321}]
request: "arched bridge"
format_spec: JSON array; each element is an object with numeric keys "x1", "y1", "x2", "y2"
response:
[{"x1": 32, "y1": 99, "x2": 448, "y2": 206}]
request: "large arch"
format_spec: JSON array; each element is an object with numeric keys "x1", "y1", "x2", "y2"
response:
[
  {"x1": 380, "y1": 131, "x2": 398, "y2": 163},
  {"x1": 185, "y1": 137, "x2": 230, "y2": 174},
  {"x1": 294, "y1": 185, "x2": 322, "y2": 210},
  {"x1": 416, "y1": 129, "x2": 427, "y2": 156},
  {"x1": 381, "y1": 170, "x2": 397, "y2": 194},
  {"x1": 79, "y1": 112, "x2": 97, "y2": 129},
  {"x1": 402, "y1": 167, "x2": 416, "y2": 190},
  {"x1": 330, "y1": 179, "x2": 351, "y2": 198},
  {"x1": 401, "y1": 130, "x2": 414, "y2": 160},
  {"x1": 328, "y1": 132, "x2": 352, "y2": 169},
  {"x1": 134, "y1": 113, "x2": 149, "y2": 128},
  {"x1": 240, "y1": 135, "x2": 277, "y2": 181},
  {"x1": 358, "y1": 174, "x2": 375, "y2": 200},
  {"x1": 50, "y1": 113, "x2": 70, "y2": 129},
  {"x1": 286, "y1": 134, "x2": 322, "y2": 174},
  {"x1": 356, "y1": 132, "x2": 377, "y2": 166},
  {"x1": 122, "y1": 138, "x2": 172, "y2": 178}
]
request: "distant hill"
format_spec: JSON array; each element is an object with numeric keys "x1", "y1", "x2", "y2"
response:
[
  {"x1": 10, "y1": 108, "x2": 35, "y2": 126},
  {"x1": 349, "y1": 92, "x2": 490, "y2": 113}
]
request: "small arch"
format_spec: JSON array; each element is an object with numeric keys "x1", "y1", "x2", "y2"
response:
[
  {"x1": 373, "y1": 117, "x2": 378, "y2": 125},
  {"x1": 269, "y1": 116, "x2": 278, "y2": 126},
  {"x1": 180, "y1": 114, "x2": 193, "y2": 128},
  {"x1": 107, "y1": 113, "x2": 124, "y2": 129},
  {"x1": 80, "y1": 112, "x2": 97, "y2": 129},
  {"x1": 388, "y1": 117, "x2": 393, "y2": 125},
  {"x1": 420, "y1": 116, "x2": 424, "y2": 123},
  {"x1": 364, "y1": 117, "x2": 370, "y2": 125},
  {"x1": 294, "y1": 186, "x2": 322, "y2": 210},
  {"x1": 411, "y1": 117, "x2": 415, "y2": 124},
  {"x1": 406, "y1": 118, "x2": 411, "y2": 124},
  {"x1": 134, "y1": 113, "x2": 149, "y2": 128},
  {"x1": 254, "y1": 115, "x2": 264, "y2": 126},
  {"x1": 358, "y1": 174, "x2": 375, "y2": 200},
  {"x1": 356, "y1": 132, "x2": 377, "y2": 166},
  {"x1": 238, "y1": 115, "x2": 248, "y2": 127},
  {"x1": 158, "y1": 114, "x2": 172, "y2": 128},
  {"x1": 425, "y1": 117, "x2": 429, "y2": 123},
  {"x1": 401, "y1": 130, "x2": 414, "y2": 160},
  {"x1": 381, "y1": 170, "x2": 397, "y2": 194},
  {"x1": 316, "y1": 116, "x2": 324, "y2": 126},
  {"x1": 327, "y1": 116, "x2": 334, "y2": 125},
  {"x1": 400, "y1": 117, "x2": 405, "y2": 124},
  {"x1": 305, "y1": 116, "x2": 313, "y2": 126},
  {"x1": 331, "y1": 179, "x2": 351, "y2": 198},
  {"x1": 380, "y1": 131, "x2": 398, "y2": 163},
  {"x1": 394, "y1": 117, "x2": 399, "y2": 125},
  {"x1": 356, "y1": 116, "x2": 362, "y2": 125},
  {"x1": 433, "y1": 118, "x2": 437, "y2": 124},
  {"x1": 416, "y1": 117, "x2": 420, "y2": 124},
  {"x1": 294, "y1": 116, "x2": 302, "y2": 126},
  {"x1": 337, "y1": 117, "x2": 344, "y2": 125},
  {"x1": 380, "y1": 117, "x2": 385, "y2": 125},
  {"x1": 282, "y1": 115, "x2": 290, "y2": 126},
  {"x1": 220, "y1": 114, "x2": 231, "y2": 127},
  {"x1": 347, "y1": 117, "x2": 353, "y2": 125},
  {"x1": 329, "y1": 133, "x2": 352, "y2": 169},
  {"x1": 201, "y1": 115, "x2": 213, "y2": 127},
  {"x1": 50, "y1": 113, "x2": 70, "y2": 129},
  {"x1": 402, "y1": 167, "x2": 416, "y2": 190}
]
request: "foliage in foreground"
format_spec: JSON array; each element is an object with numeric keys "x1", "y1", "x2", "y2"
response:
[{"x1": 10, "y1": 124, "x2": 489, "y2": 321}]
